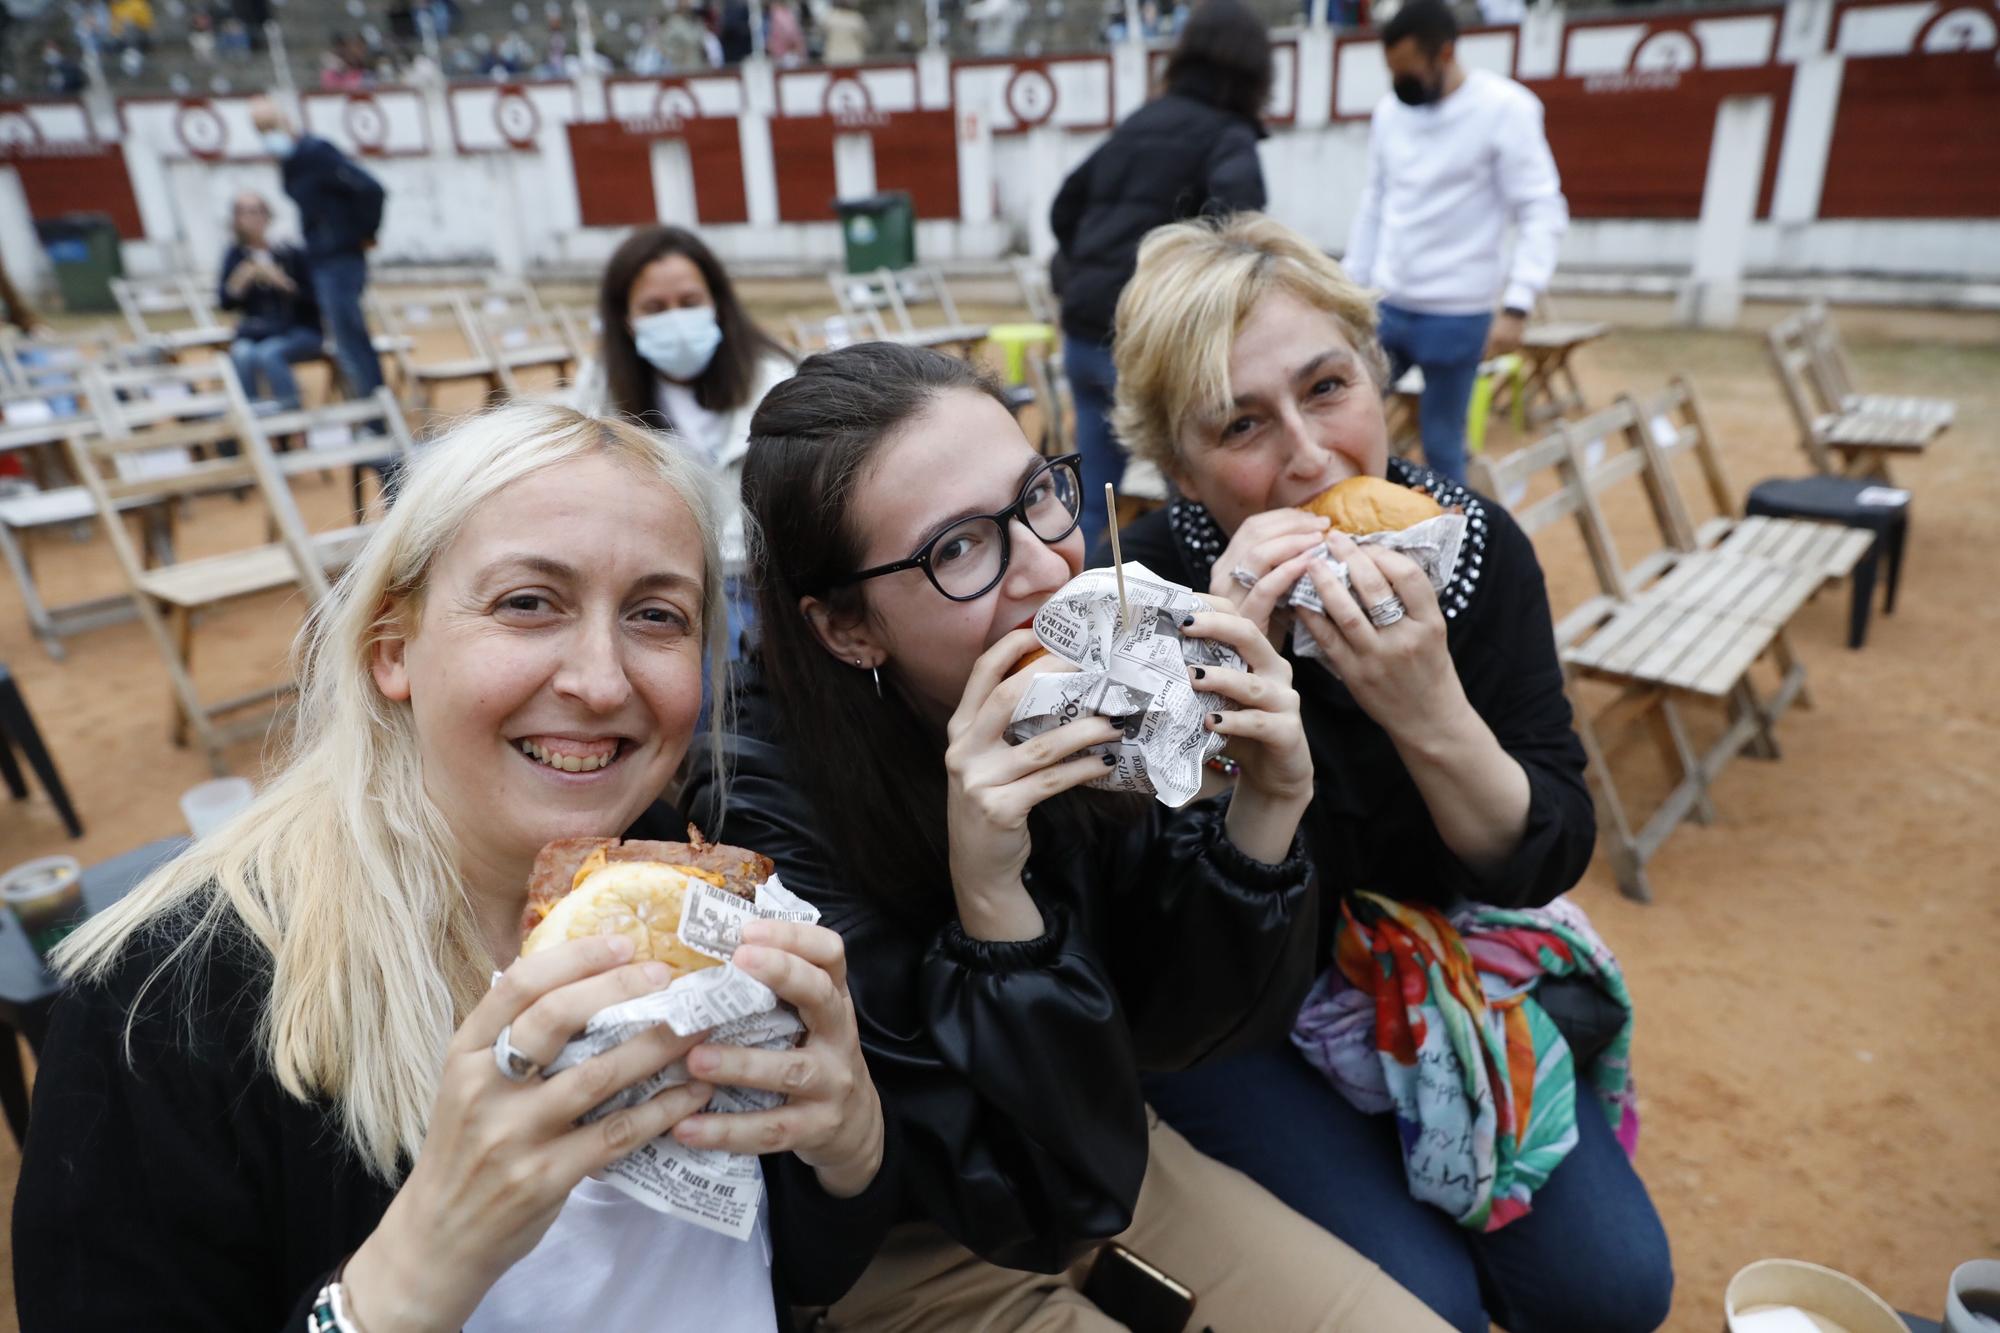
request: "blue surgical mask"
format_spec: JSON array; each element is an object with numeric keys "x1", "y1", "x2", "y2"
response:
[
  {"x1": 633, "y1": 306, "x2": 722, "y2": 382},
  {"x1": 260, "y1": 130, "x2": 297, "y2": 158}
]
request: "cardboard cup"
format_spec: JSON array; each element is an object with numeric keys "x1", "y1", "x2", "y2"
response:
[{"x1": 1725, "y1": 1259, "x2": 1909, "y2": 1333}]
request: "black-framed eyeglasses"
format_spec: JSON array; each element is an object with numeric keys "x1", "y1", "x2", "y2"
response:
[{"x1": 831, "y1": 453, "x2": 1084, "y2": 602}]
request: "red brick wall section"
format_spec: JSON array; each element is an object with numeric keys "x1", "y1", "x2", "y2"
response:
[
  {"x1": 1527, "y1": 66, "x2": 1791, "y2": 220},
  {"x1": 870, "y1": 111, "x2": 960, "y2": 220},
  {"x1": 1820, "y1": 51, "x2": 2000, "y2": 219},
  {"x1": 10, "y1": 146, "x2": 145, "y2": 239}
]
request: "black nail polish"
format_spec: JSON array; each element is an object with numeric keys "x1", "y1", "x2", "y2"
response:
[
  {"x1": 1180, "y1": 614, "x2": 1196, "y2": 628},
  {"x1": 1101, "y1": 753, "x2": 1118, "y2": 765},
  {"x1": 1191, "y1": 666, "x2": 1206, "y2": 680},
  {"x1": 1208, "y1": 712, "x2": 1223, "y2": 727}
]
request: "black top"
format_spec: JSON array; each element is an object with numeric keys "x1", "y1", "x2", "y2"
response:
[
  {"x1": 279, "y1": 136, "x2": 386, "y2": 261},
  {"x1": 13, "y1": 806, "x2": 902, "y2": 1332},
  {"x1": 1049, "y1": 92, "x2": 1267, "y2": 347},
  {"x1": 216, "y1": 240, "x2": 322, "y2": 343},
  {"x1": 1116, "y1": 461, "x2": 1595, "y2": 929},
  {"x1": 681, "y1": 665, "x2": 1317, "y2": 1274}
]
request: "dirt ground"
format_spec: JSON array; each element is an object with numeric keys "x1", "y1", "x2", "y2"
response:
[{"x1": 0, "y1": 289, "x2": 1993, "y2": 1329}]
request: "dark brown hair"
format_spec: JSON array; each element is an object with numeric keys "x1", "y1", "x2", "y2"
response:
[
  {"x1": 741, "y1": 343, "x2": 1016, "y2": 918},
  {"x1": 598, "y1": 225, "x2": 792, "y2": 427},
  {"x1": 1165, "y1": 0, "x2": 1275, "y2": 124}
]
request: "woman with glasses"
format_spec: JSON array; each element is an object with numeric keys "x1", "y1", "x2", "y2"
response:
[{"x1": 680, "y1": 342, "x2": 1451, "y2": 1329}]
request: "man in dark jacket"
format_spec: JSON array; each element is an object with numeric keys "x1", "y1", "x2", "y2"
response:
[
  {"x1": 1050, "y1": 0, "x2": 1270, "y2": 553},
  {"x1": 250, "y1": 96, "x2": 385, "y2": 398}
]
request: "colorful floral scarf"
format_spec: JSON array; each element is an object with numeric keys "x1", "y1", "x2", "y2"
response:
[{"x1": 1292, "y1": 892, "x2": 1639, "y2": 1231}]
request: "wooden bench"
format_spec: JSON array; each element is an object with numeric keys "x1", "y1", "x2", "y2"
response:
[
  {"x1": 111, "y1": 275, "x2": 234, "y2": 361},
  {"x1": 1473, "y1": 395, "x2": 1830, "y2": 901},
  {"x1": 1511, "y1": 308, "x2": 1610, "y2": 428},
  {"x1": 1766, "y1": 311, "x2": 1948, "y2": 483},
  {"x1": 828, "y1": 267, "x2": 989, "y2": 358},
  {"x1": 67, "y1": 359, "x2": 411, "y2": 773},
  {"x1": 1799, "y1": 302, "x2": 1955, "y2": 429}
]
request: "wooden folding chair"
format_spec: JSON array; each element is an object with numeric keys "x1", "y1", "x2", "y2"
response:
[
  {"x1": 1011, "y1": 257, "x2": 1055, "y2": 325},
  {"x1": 1635, "y1": 377, "x2": 1875, "y2": 577},
  {"x1": 1506, "y1": 297, "x2": 1610, "y2": 429},
  {"x1": 369, "y1": 290, "x2": 501, "y2": 415},
  {"x1": 461, "y1": 287, "x2": 578, "y2": 401},
  {"x1": 64, "y1": 359, "x2": 366, "y2": 772},
  {"x1": 1766, "y1": 311, "x2": 1945, "y2": 483},
  {"x1": 111, "y1": 275, "x2": 233, "y2": 361},
  {"x1": 0, "y1": 377, "x2": 177, "y2": 658},
  {"x1": 1799, "y1": 302, "x2": 1955, "y2": 428},
  {"x1": 828, "y1": 267, "x2": 989, "y2": 357},
  {"x1": 1474, "y1": 400, "x2": 1821, "y2": 902}
]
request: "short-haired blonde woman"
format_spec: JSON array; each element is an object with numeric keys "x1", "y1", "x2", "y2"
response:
[
  {"x1": 1111, "y1": 215, "x2": 1672, "y2": 1333},
  {"x1": 15, "y1": 405, "x2": 894, "y2": 1332}
]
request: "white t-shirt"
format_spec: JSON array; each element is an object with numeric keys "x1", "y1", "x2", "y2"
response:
[
  {"x1": 656, "y1": 380, "x2": 730, "y2": 466},
  {"x1": 466, "y1": 1176, "x2": 778, "y2": 1333}
]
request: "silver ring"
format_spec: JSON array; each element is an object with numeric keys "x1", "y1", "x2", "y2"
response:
[
  {"x1": 493, "y1": 1024, "x2": 540, "y2": 1083},
  {"x1": 1365, "y1": 594, "x2": 1407, "y2": 629},
  {"x1": 1229, "y1": 565, "x2": 1260, "y2": 590}
]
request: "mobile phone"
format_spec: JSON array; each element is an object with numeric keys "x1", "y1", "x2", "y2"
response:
[{"x1": 1080, "y1": 1242, "x2": 1197, "y2": 1333}]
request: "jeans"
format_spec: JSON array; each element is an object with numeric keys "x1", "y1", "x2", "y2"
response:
[
  {"x1": 310, "y1": 251, "x2": 384, "y2": 398},
  {"x1": 229, "y1": 326, "x2": 325, "y2": 410},
  {"x1": 1144, "y1": 1042, "x2": 1674, "y2": 1333},
  {"x1": 1377, "y1": 303, "x2": 1493, "y2": 485},
  {"x1": 1062, "y1": 333, "x2": 1123, "y2": 558}
]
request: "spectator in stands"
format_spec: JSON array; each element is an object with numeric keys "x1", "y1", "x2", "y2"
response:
[
  {"x1": 627, "y1": 17, "x2": 667, "y2": 74},
  {"x1": 16, "y1": 403, "x2": 893, "y2": 1331},
  {"x1": 1111, "y1": 213, "x2": 1672, "y2": 1333},
  {"x1": 41, "y1": 41, "x2": 86, "y2": 93},
  {"x1": 765, "y1": 0, "x2": 805, "y2": 65},
  {"x1": 218, "y1": 191, "x2": 323, "y2": 412},
  {"x1": 251, "y1": 96, "x2": 386, "y2": 400},
  {"x1": 577, "y1": 224, "x2": 794, "y2": 658},
  {"x1": 189, "y1": 10, "x2": 217, "y2": 61},
  {"x1": 660, "y1": 0, "x2": 714, "y2": 70},
  {"x1": 218, "y1": 15, "x2": 251, "y2": 55},
  {"x1": 1344, "y1": 0, "x2": 1568, "y2": 484},
  {"x1": 718, "y1": 0, "x2": 753, "y2": 62},
  {"x1": 1049, "y1": 0, "x2": 1270, "y2": 554},
  {"x1": 108, "y1": 0, "x2": 154, "y2": 50},
  {"x1": 817, "y1": 0, "x2": 867, "y2": 62},
  {"x1": 497, "y1": 28, "x2": 535, "y2": 72}
]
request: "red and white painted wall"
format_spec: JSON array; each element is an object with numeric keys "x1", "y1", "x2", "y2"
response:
[{"x1": 0, "y1": 0, "x2": 1994, "y2": 315}]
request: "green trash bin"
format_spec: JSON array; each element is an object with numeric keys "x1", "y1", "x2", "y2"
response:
[
  {"x1": 35, "y1": 213, "x2": 123, "y2": 314},
  {"x1": 835, "y1": 191, "x2": 916, "y2": 273}
]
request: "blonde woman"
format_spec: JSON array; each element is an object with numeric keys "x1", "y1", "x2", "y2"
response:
[
  {"x1": 15, "y1": 405, "x2": 893, "y2": 1332},
  {"x1": 1110, "y1": 215, "x2": 1671, "y2": 1333}
]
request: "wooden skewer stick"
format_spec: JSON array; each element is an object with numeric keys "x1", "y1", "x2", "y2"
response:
[{"x1": 1105, "y1": 482, "x2": 1129, "y2": 629}]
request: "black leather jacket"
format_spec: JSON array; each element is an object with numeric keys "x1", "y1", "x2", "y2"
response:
[{"x1": 682, "y1": 669, "x2": 1317, "y2": 1273}]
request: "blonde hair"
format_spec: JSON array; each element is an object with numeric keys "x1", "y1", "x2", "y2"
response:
[
  {"x1": 55, "y1": 402, "x2": 731, "y2": 1179},
  {"x1": 1111, "y1": 213, "x2": 1387, "y2": 474}
]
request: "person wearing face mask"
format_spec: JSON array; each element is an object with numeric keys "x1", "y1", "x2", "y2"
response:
[
  {"x1": 249, "y1": 95, "x2": 387, "y2": 402},
  {"x1": 1343, "y1": 0, "x2": 1569, "y2": 485},
  {"x1": 575, "y1": 225, "x2": 794, "y2": 661},
  {"x1": 1109, "y1": 214, "x2": 1671, "y2": 1333},
  {"x1": 678, "y1": 342, "x2": 1456, "y2": 1331}
]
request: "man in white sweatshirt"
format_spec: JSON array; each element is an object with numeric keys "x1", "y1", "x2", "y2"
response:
[{"x1": 1344, "y1": 0, "x2": 1568, "y2": 483}]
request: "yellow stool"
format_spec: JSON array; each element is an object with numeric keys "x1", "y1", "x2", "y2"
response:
[
  {"x1": 1466, "y1": 353, "x2": 1524, "y2": 456},
  {"x1": 984, "y1": 322, "x2": 1058, "y2": 386}
]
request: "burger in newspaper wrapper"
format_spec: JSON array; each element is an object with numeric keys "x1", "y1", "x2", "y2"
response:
[
  {"x1": 1281, "y1": 477, "x2": 1469, "y2": 663},
  {"x1": 1003, "y1": 561, "x2": 1242, "y2": 808},
  {"x1": 509, "y1": 831, "x2": 819, "y2": 1241}
]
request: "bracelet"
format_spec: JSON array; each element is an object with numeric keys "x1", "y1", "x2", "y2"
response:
[
  {"x1": 307, "y1": 1255, "x2": 361, "y2": 1333},
  {"x1": 1204, "y1": 753, "x2": 1242, "y2": 778}
]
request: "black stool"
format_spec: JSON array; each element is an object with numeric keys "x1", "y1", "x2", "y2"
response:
[
  {"x1": 0, "y1": 665, "x2": 83, "y2": 838},
  {"x1": 1745, "y1": 476, "x2": 1910, "y2": 649}
]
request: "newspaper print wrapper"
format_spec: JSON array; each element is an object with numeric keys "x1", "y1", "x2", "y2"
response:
[
  {"x1": 1002, "y1": 561, "x2": 1242, "y2": 808},
  {"x1": 530, "y1": 874, "x2": 819, "y2": 1241},
  {"x1": 1286, "y1": 514, "x2": 1469, "y2": 663}
]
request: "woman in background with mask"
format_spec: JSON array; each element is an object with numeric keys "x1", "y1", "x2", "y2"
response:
[{"x1": 579, "y1": 225, "x2": 795, "y2": 659}]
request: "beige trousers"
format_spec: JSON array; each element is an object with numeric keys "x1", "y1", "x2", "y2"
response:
[{"x1": 807, "y1": 1112, "x2": 1452, "y2": 1333}]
